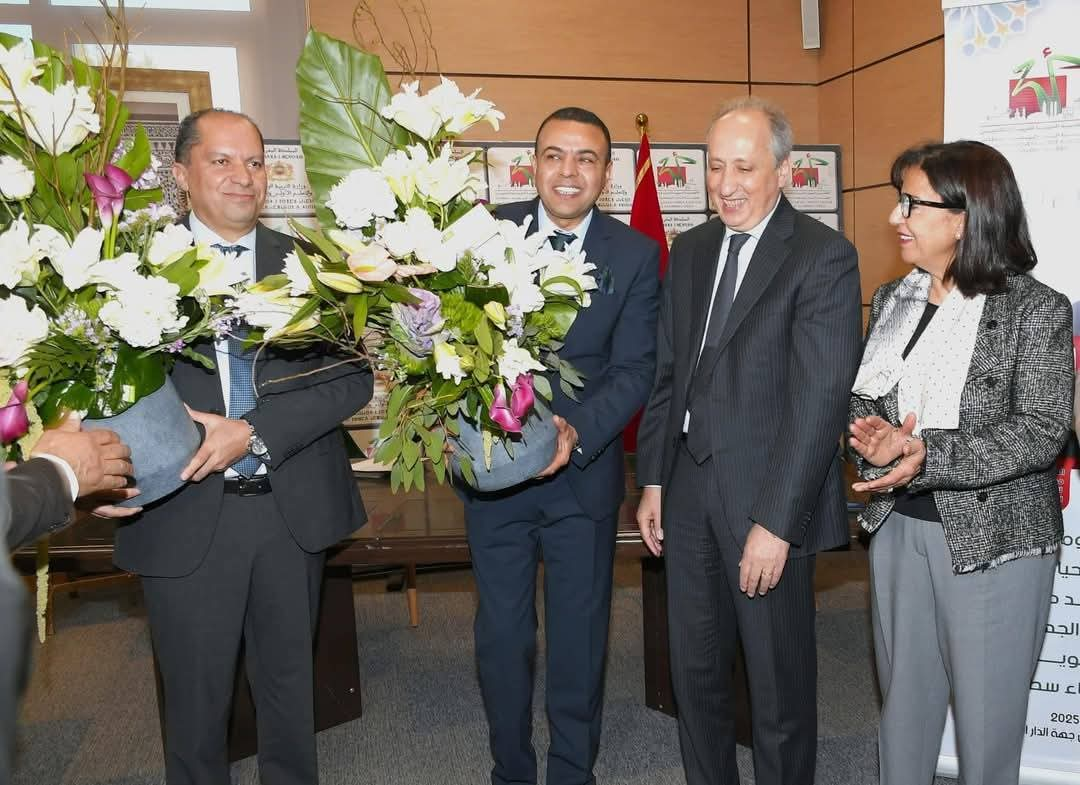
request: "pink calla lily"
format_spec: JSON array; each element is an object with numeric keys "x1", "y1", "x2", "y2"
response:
[
  {"x1": 509, "y1": 374, "x2": 535, "y2": 420},
  {"x1": 85, "y1": 164, "x2": 133, "y2": 223},
  {"x1": 0, "y1": 380, "x2": 31, "y2": 444},
  {"x1": 489, "y1": 382, "x2": 523, "y2": 434}
]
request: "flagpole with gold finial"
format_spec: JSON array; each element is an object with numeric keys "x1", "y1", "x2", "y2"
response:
[{"x1": 635, "y1": 114, "x2": 651, "y2": 189}]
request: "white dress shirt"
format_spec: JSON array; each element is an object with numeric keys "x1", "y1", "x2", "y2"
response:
[
  {"x1": 187, "y1": 212, "x2": 263, "y2": 477},
  {"x1": 682, "y1": 196, "x2": 782, "y2": 434},
  {"x1": 535, "y1": 204, "x2": 593, "y2": 254}
]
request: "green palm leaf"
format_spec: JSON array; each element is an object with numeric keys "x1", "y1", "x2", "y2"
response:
[{"x1": 295, "y1": 30, "x2": 407, "y2": 227}]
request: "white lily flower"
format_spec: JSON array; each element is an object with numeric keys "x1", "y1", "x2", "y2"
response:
[
  {"x1": 425, "y1": 77, "x2": 504, "y2": 134},
  {"x1": 0, "y1": 41, "x2": 44, "y2": 111},
  {"x1": 0, "y1": 218, "x2": 39, "y2": 288},
  {"x1": 149, "y1": 223, "x2": 195, "y2": 266},
  {"x1": 282, "y1": 250, "x2": 315, "y2": 297},
  {"x1": 497, "y1": 338, "x2": 545, "y2": 384},
  {"x1": 196, "y1": 246, "x2": 250, "y2": 297},
  {"x1": 415, "y1": 144, "x2": 481, "y2": 206},
  {"x1": 20, "y1": 82, "x2": 100, "y2": 156},
  {"x1": 378, "y1": 144, "x2": 428, "y2": 204},
  {"x1": 51, "y1": 227, "x2": 103, "y2": 290},
  {"x1": 433, "y1": 340, "x2": 467, "y2": 383},
  {"x1": 380, "y1": 80, "x2": 442, "y2": 140},
  {"x1": 539, "y1": 248, "x2": 598, "y2": 307},
  {"x1": 232, "y1": 290, "x2": 317, "y2": 339}
]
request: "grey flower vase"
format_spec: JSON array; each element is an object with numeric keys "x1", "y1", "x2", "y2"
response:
[
  {"x1": 82, "y1": 377, "x2": 201, "y2": 507},
  {"x1": 451, "y1": 399, "x2": 558, "y2": 492}
]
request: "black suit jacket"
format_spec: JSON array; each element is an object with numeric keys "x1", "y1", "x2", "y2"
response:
[
  {"x1": 638, "y1": 197, "x2": 862, "y2": 555},
  {"x1": 113, "y1": 223, "x2": 373, "y2": 577},
  {"x1": 486, "y1": 200, "x2": 660, "y2": 519},
  {"x1": 4, "y1": 458, "x2": 72, "y2": 551}
]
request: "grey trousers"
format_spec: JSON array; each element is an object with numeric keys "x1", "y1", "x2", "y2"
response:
[{"x1": 869, "y1": 511, "x2": 1057, "y2": 785}]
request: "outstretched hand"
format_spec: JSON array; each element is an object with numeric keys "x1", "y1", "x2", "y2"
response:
[{"x1": 849, "y1": 412, "x2": 917, "y2": 467}]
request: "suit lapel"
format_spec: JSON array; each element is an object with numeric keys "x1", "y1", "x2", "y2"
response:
[
  {"x1": 255, "y1": 223, "x2": 289, "y2": 280},
  {"x1": 580, "y1": 207, "x2": 610, "y2": 273},
  {"x1": 966, "y1": 291, "x2": 1004, "y2": 380},
  {"x1": 719, "y1": 199, "x2": 796, "y2": 349}
]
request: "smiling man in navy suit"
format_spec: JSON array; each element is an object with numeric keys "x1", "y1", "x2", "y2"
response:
[{"x1": 464, "y1": 107, "x2": 660, "y2": 785}]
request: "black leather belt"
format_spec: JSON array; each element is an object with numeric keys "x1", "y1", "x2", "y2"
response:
[{"x1": 223, "y1": 475, "x2": 272, "y2": 496}]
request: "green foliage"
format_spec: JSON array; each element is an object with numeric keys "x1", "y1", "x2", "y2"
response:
[
  {"x1": 440, "y1": 291, "x2": 483, "y2": 335},
  {"x1": 295, "y1": 30, "x2": 409, "y2": 227}
]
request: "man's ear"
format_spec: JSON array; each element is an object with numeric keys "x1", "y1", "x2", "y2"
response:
[{"x1": 172, "y1": 161, "x2": 188, "y2": 192}]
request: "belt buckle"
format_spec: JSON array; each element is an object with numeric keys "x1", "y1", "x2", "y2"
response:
[{"x1": 236, "y1": 476, "x2": 268, "y2": 496}]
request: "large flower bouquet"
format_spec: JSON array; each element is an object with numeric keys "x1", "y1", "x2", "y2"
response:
[
  {"x1": 0, "y1": 26, "x2": 245, "y2": 458},
  {"x1": 243, "y1": 32, "x2": 596, "y2": 491}
]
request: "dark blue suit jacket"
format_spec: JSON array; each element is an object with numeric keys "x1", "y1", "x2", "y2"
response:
[
  {"x1": 113, "y1": 223, "x2": 373, "y2": 577},
  {"x1": 491, "y1": 199, "x2": 660, "y2": 519}
]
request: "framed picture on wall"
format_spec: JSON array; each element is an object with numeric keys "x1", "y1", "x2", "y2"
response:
[{"x1": 113, "y1": 68, "x2": 213, "y2": 214}]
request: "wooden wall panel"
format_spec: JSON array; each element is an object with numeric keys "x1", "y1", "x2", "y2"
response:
[
  {"x1": 853, "y1": 185, "x2": 908, "y2": 303},
  {"x1": 437, "y1": 78, "x2": 747, "y2": 144},
  {"x1": 308, "y1": 0, "x2": 748, "y2": 82},
  {"x1": 852, "y1": 40, "x2": 943, "y2": 188},
  {"x1": 853, "y1": 0, "x2": 943, "y2": 68},
  {"x1": 818, "y1": 75, "x2": 853, "y2": 191},
  {"x1": 819, "y1": 0, "x2": 853, "y2": 81},
  {"x1": 749, "y1": 0, "x2": 820, "y2": 84},
  {"x1": 749, "y1": 84, "x2": 818, "y2": 147}
]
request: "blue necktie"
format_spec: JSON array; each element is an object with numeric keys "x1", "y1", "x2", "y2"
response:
[{"x1": 214, "y1": 243, "x2": 261, "y2": 478}]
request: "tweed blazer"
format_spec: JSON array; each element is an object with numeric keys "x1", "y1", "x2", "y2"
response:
[{"x1": 850, "y1": 272, "x2": 1075, "y2": 573}]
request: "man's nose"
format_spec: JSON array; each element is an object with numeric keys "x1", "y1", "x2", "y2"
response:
[{"x1": 229, "y1": 162, "x2": 253, "y2": 185}]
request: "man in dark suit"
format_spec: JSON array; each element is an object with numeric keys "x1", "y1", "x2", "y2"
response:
[
  {"x1": 464, "y1": 107, "x2": 659, "y2": 785},
  {"x1": 112, "y1": 109, "x2": 372, "y2": 785},
  {"x1": 3, "y1": 422, "x2": 134, "y2": 781},
  {"x1": 636, "y1": 97, "x2": 862, "y2": 785}
]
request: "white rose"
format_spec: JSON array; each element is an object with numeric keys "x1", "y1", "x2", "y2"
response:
[
  {"x1": 51, "y1": 226, "x2": 103, "y2": 290},
  {"x1": 0, "y1": 155, "x2": 34, "y2": 200},
  {"x1": 325, "y1": 167, "x2": 398, "y2": 230},
  {"x1": 0, "y1": 218, "x2": 39, "y2": 288},
  {"x1": 20, "y1": 82, "x2": 100, "y2": 156},
  {"x1": 497, "y1": 339, "x2": 545, "y2": 384},
  {"x1": 380, "y1": 80, "x2": 442, "y2": 140},
  {"x1": 0, "y1": 295, "x2": 48, "y2": 368},
  {"x1": 232, "y1": 290, "x2": 317, "y2": 339},
  {"x1": 415, "y1": 144, "x2": 479, "y2": 206},
  {"x1": 0, "y1": 41, "x2": 44, "y2": 111},
  {"x1": 148, "y1": 223, "x2": 195, "y2": 266},
  {"x1": 282, "y1": 250, "x2": 315, "y2": 297},
  {"x1": 99, "y1": 274, "x2": 188, "y2": 348},
  {"x1": 433, "y1": 341, "x2": 467, "y2": 383},
  {"x1": 195, "y1": 246, "x2": 250, "y2": 297},
  {"x1": 380, "y1": 207, "x2": 442, "y2": 262}
]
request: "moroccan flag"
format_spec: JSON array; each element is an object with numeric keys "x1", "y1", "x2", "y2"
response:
[{"x1": 624, "y1": 130, "x2": 669, "y2": 451}]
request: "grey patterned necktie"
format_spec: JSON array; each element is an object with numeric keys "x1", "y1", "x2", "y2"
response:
[{"x1": 684, "y1": 232, "x2": 749, "y2": 462}]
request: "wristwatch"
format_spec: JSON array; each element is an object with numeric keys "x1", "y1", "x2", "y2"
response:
[{"x1": 242, "y1": 419, "x2": 271, "y2": 464}]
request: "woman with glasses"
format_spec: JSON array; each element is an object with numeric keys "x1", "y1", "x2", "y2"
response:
[{"x1": 847, "y1": 140, "x2": 1074, "y2": 785}]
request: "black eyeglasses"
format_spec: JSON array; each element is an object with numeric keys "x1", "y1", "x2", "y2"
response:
[{"x1": 898, "y1": 192, "x2": 963, "y2": 218}]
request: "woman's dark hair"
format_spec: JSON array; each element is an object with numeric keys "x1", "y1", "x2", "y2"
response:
[{"x1": 889, "y1": 140, "x2": 1036, "y2": 296}]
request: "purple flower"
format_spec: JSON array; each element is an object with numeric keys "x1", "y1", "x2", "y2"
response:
[
  {"x1": 0, "y1": 380, "x2": 31, "y2": 444},
  {"x1": 391, "y1": 288, "x2": 446, "y2": 355},
  {"x1": 85, "y1": 164, "x2": 133, "y2": 223},
  {"x1": 489, "y1": 382, "x2": 522, "y2": 434},
  {"x1": 509, "y1": 374, "x2": 534, "y2": 420}
]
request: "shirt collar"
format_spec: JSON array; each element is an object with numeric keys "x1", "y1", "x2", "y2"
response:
[
  {"x1": 727, "y1": 193, "x2": 782, "y2": 243},
  {"x1": 535, "y1": 202, "x2": 594, "y2": 245},
  {"x1": 188, "y1": 210, "x2": 258, "y2": 253}
]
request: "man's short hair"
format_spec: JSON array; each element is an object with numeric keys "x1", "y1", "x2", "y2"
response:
[
  {"x1": 709, "y1": 96, "x2": 793, "y2": 167},
  {"x1": 174, "y1": 108, "x2": 265, "y2": 165},
  {"x1": 535, "y1": 107, "x2": 612, "y2": 163}
]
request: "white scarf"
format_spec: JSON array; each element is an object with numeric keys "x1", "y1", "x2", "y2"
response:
[{"x1": 852, "y1": 268, "x2": 985, "y2": 435}]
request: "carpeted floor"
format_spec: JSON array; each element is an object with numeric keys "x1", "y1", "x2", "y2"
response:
[{"x1": 11, "y1": 551, "x2": 954, "y2": 784}]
